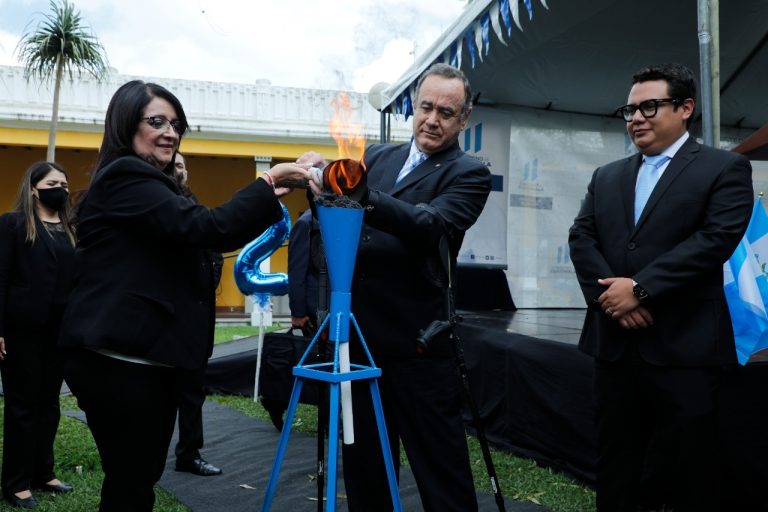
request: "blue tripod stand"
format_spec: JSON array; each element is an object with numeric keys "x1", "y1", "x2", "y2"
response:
[{"x1": 261, "y1": 205, "x2": 403, "y2": 512}]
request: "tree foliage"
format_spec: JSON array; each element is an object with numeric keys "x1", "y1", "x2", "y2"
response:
[{"x1": 16, "y1": 0, "x2": 109, "y2": 160}]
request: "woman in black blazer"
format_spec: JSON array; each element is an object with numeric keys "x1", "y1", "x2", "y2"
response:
[
  {"x1": 0, "y1": 161, "x2": 76, "y2": 508},
  {"x1": 58, "y1": 80, "x2": 309, "y2": 512}
]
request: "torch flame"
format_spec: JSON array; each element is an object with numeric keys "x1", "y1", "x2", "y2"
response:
[{"x1": 327, "y1": 93, "x2": 366, "y2": 195}]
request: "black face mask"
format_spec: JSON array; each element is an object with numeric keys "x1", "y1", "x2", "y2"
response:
[{"x1": 36, "y1": 187, "x2": 69, "y2": 211}]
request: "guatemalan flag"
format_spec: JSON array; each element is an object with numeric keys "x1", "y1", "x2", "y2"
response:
[{"x1": 724, "y1": 199, "x2": 768, "y2": 365}]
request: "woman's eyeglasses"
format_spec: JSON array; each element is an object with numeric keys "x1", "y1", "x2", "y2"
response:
[{"x1": 142, "y1": 116, "x2": 185, "y2": 135}]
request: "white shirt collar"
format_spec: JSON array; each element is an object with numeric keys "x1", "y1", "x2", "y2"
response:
[
  {"x1": 647, "y1": 131, "x2": 689, "y2": 162},
  {"x1": 407, "y1": 140, "x2": 425, "y2": 161}
]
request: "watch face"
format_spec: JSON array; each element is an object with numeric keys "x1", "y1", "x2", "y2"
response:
[{"x1": 634, "y1": 285, "x2": 648, "y2": 299}]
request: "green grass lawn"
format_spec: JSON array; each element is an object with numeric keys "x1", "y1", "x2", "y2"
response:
[
  {"x1": 213, "y1": 323, "x2": 286, "y2": 345},
  {"x1": 0, "y1": 395, "x2": 188, "y2": 512},
  {"x1": 0, "y1": 330, "x2": 595, "y2": 511}
]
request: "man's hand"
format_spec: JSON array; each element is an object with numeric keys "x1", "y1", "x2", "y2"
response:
[
  {"x1": 291, "y1": 316, "x2": 313, "y2": 329},
  {"x1": 297, "y1": 152, "x2": 326, "y2": 169},
  {"x1": 597, "y1": 277, "x2": 639, "y2": 318},
  {"x1": 291, "y1": 316, "x2": 315, "y2": 337},
  {"x1": 0, "y1": 336, "x2": 5, "y2": 360},
  {"x1": 617, "y1": 306, "x2": 654, "y2": 330}
]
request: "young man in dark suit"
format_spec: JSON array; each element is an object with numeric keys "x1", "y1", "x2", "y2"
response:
[
  {"x1": 569, "y1": 63, "x2": 753, "y2": 512},
  {"x1": 305, "y1": 63, "x2": 491, "y2": 511}
]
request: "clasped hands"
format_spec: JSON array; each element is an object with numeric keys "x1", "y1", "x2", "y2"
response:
[{"x1": 597, "y1": 277, "x2": 653, "y2": 330}]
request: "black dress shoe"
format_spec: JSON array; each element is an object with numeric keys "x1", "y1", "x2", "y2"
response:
[
  {"x1": 33, "y1": 481, "x2": 74, "y2": 493},
  {"x1": 3, "y1": 492, "x2": 38, "y2": 509},
  {"x1": 175, "y1": 458, "x2": 222, "y2": 476}
]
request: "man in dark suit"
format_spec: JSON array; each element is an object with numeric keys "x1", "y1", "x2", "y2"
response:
[
  {"x1": 171, "y1": 153, "x2": 223, "y2": 477},
  {"x1": 569, "y1": 63, "x2": 753, "y2": 512},
  {"x1": 288, "y1": 208, "x2": 321, "y2": 335},
  {"x1": 306, "y1": 63, "x2": 491, "y2": 511}
]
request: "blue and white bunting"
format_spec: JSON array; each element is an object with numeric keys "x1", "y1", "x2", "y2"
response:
[
  {"x1": 465, "y1": 28, "x2": 478, "y2": 68},
  {"x1": 481, "y1": 13, "x2": 491, "y2": 56},
  {"x1": 523, "y1": 0, "x2": 534, "y2": 21},
  {"x1": 500, "y1": 0, "x2": 512, "y2": 36},
  {"x1": 509, "y1": 0, "x2": 523, "y2": 31},
  {"x1": 724, "y1": 199, "x2": 768, "y2": 365},
  {"x1": 489, "y1": 2, "x2": 507, "y2": 46},
  {"x1": 389, "y1": 0, "x2": 549, "y2": 117},
  {"x1": 474, "y1": 19, "x2": 485, "y2": 62}
]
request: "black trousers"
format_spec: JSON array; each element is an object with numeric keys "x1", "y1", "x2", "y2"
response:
[
  {"x1": 0, "y1": 319, "x2": 64, "y2": 495},
  {"x1": 342, "y1": 356, "x2": 477, "y2": 512},
  {"x1": 174, "y1": 366, "x2": 206, "y2": 463},
  {"x1": 593, "y1": 351, "x2": 722, "y2": 512},
  {"x1": 63, "y1": 349, "x2": 180, "y2": 512}
]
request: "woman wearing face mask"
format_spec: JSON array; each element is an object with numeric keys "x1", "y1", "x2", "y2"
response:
[
  {"x1": 0, "y1": 161, "x2": 76, "y2": 509},
  {"x1": 58, "y1": 80, "x2": 310, "y2": 512}
]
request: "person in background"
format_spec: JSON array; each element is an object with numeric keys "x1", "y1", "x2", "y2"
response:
[
  {"x1": 304, "y1": 62, "x2": 491, "y2": 512},
  {"x1": 287, "y1": 206, "x2": 322, "y2": 336},
  {"x1": 569, "y1": 63, "x2": 753, "y2": 512},
  {"x1": 171, "y1": 152, "x2": 223, "y2": 477},
  {"x1": 58, "y1": 80, "x2": 309, "y2": 512},
  {"x1": 0, "y1": 162, "x2": 76, "y2": 509}
]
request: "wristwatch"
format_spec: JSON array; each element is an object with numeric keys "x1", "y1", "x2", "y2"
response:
[{"x1": 632, "y1": 280, "x2": 649, "y2": 301}]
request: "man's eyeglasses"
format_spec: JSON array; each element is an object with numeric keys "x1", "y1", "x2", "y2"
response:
[
  {"x1": 615, "y1": 98, "x2": 683, "y2": 122},
  {"x1": 142, "y1": 116, "x2": 185, "y2": 135}
]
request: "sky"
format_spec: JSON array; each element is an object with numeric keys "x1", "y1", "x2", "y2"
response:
[{"x1": 0, "y1": 0, "x2": 467, "y2": 93}]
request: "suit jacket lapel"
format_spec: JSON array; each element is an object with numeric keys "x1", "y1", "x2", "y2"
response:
[
  {"x1": 634, "y1": 139, "x2": 699, "y2": 230},
  {"x1": 622, "y1": 154, "x2": 642, "y2": 230},
  {"x1": 370, "y1": 144, "x2": 409, "y2": 192},
  {"x1": 389, "y1": 144, "x2": 460, "y2": 195}
]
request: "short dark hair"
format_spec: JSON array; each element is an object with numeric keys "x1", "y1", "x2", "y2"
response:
[
  {"x1": 94, "y1": 80, "x2": 189, "y2": 176},
  {"x1": 415, "y1": 63, "x2": 473, "y2": 120},
  {"x1": 632, "y1": 63, "x2": 696, "y2": 127}
]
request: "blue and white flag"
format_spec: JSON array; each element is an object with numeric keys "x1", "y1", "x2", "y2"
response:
[{"x1": 724, "y1": 199, "x2": 768, "y2": 365}]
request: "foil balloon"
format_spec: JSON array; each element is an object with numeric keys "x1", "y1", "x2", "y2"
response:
[{"x1": 234, "y1": 203, "x2": 291, "y2": 298}]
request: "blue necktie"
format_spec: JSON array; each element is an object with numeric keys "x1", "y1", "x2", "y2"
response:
[
  {"x1": 396, "y1": 151, "x2": 426, "y2": 183},
  {"x1": 634, "y1": 154, "x2": 670, "y2": 224}
]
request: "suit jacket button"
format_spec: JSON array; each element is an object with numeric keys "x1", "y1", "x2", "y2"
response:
[
  {"x1": 362, "y1": 235, "x2": 370, "y2": 242},
  {"x1": 627, "y1": 242, "x2": 636, "y2": 250}
]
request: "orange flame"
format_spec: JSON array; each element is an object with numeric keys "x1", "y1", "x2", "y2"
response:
[{"x1": 327, "y1": 93, "x2": 366, "y2": 195}]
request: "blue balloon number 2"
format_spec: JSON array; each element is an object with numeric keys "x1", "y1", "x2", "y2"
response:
[{"x1": 234, "y1": 203, "x2": 292, "y2": 307}]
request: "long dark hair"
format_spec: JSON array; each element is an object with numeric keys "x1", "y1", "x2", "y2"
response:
[
  {"x1": 13, "y1": 161, "x2": 76, "y2": 246},
  {"x1": 93, "y1": 80, "x2": 189, "y2": 177}
]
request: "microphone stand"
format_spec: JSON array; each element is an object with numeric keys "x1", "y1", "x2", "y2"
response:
[
  {"x1": 315, "y1": 224, "x2": 329, "y2": 511},
  {"x1": 416, "y1": 239, "x2": 506, "y2": 512}
]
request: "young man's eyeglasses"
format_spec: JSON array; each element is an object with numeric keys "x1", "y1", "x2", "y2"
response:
[
  {"x1": 142, "y1": 116, "x2": 185, "y2": 135},
  {"x1": 615, "y1": 98, "x2": 683, "y2": 122}
]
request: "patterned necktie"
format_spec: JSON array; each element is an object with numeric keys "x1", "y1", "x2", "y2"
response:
[
  {"x1": 634, "y1": 154, "x2": 670, "y2": 224},
  {"x1": 395, "y1": 151, "x2": 427, "y2": 183}
]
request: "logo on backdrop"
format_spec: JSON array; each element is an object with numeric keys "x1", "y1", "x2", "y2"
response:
[
  {"x1": 551, "y1": 244, "x2": 575, "y2": 274},
  {"x1": 510, "y1": 156, "x2": 552, "y2": 210}
]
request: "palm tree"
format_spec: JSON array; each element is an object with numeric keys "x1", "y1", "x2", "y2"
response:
[{"x1": 16, "y1": 0, "x2": 108, "y2": 161}]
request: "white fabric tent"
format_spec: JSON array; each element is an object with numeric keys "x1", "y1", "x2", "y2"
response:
[{"x1": 380, "y1": 0, "x2": 768, "y2": 132}]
